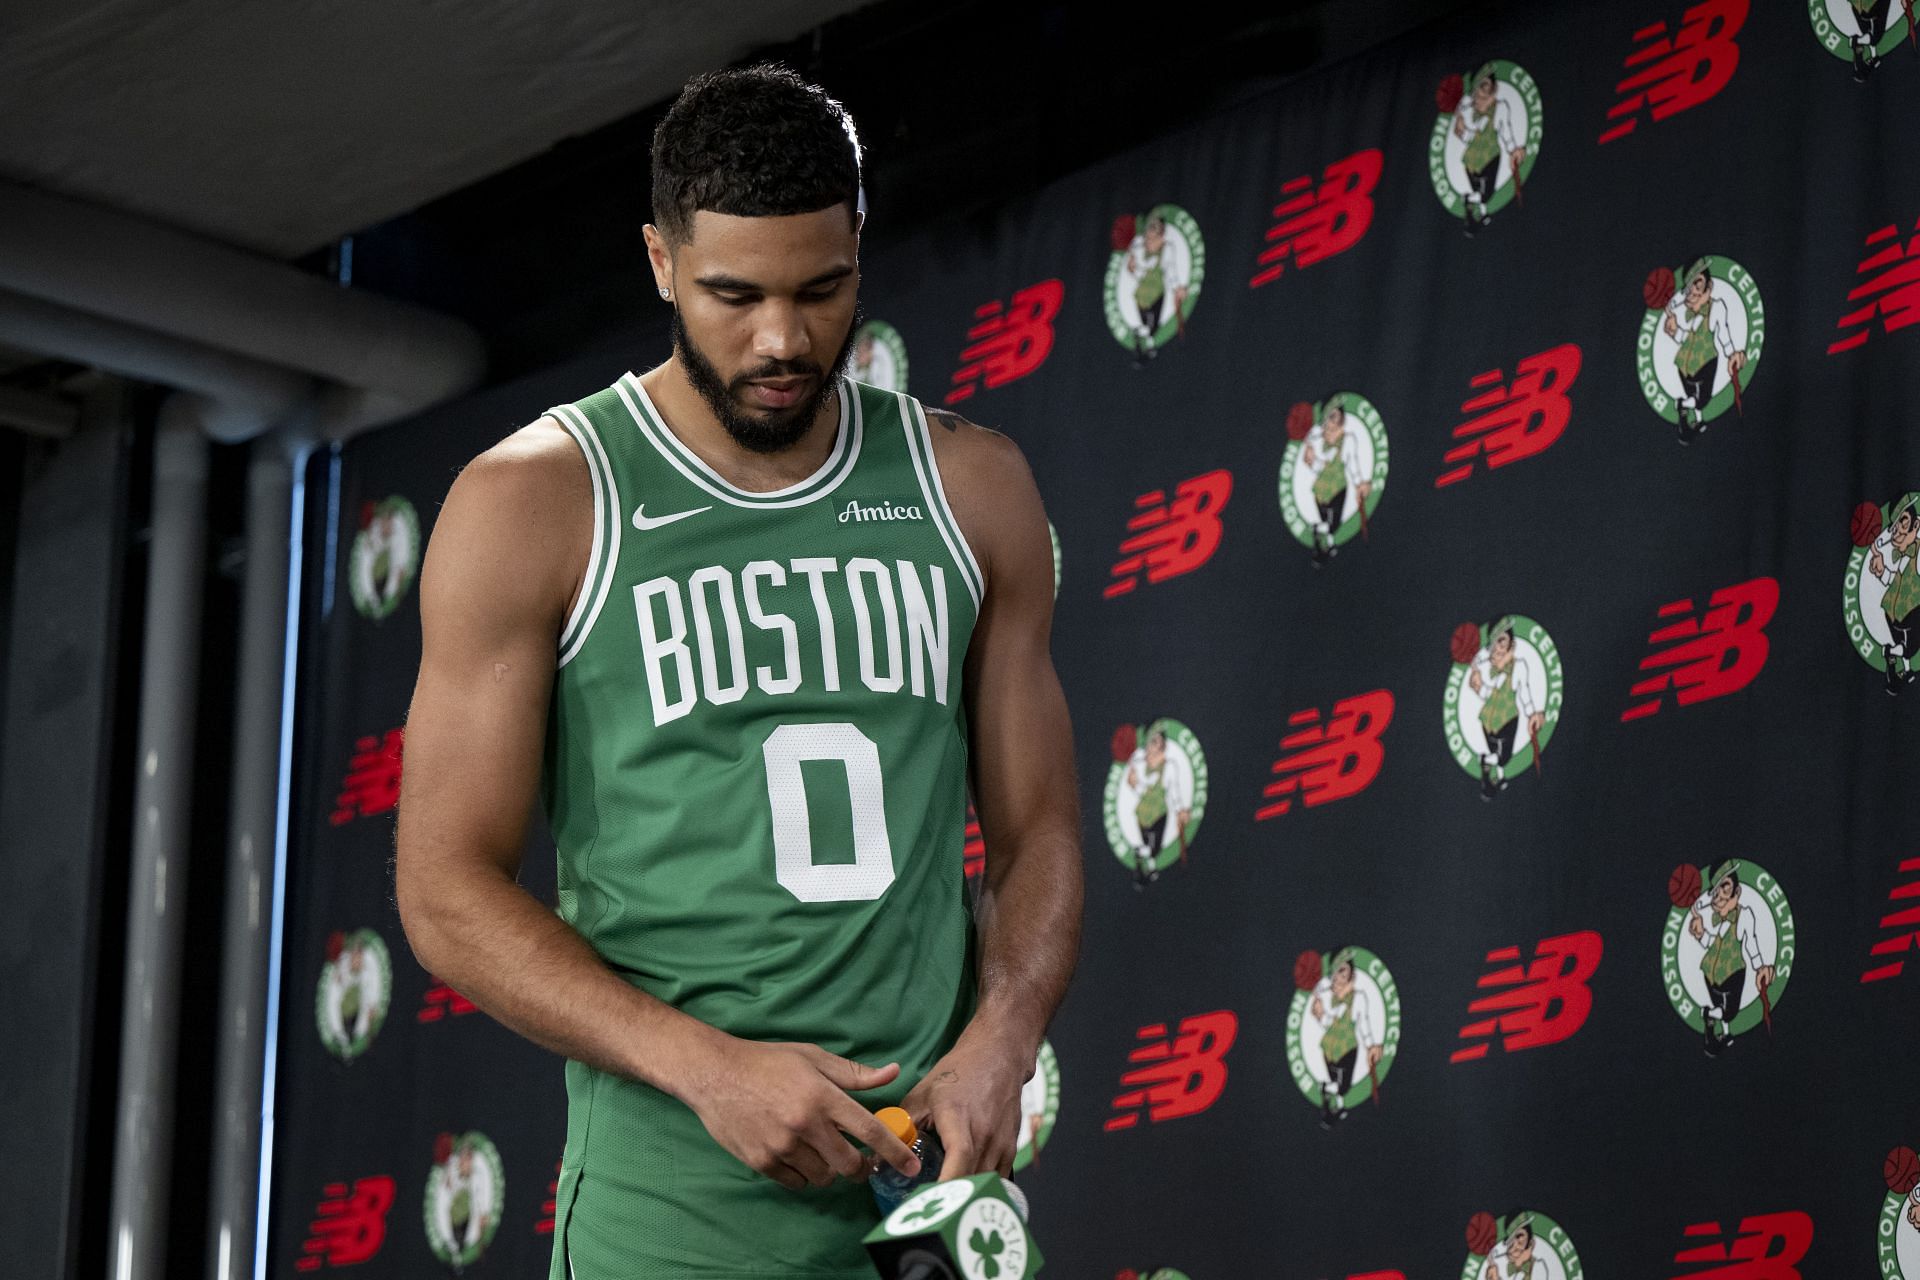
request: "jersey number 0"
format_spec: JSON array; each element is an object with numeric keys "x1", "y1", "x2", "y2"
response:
[{"x1": 761, "y1": 723, "x2": 896, "y2": 903}]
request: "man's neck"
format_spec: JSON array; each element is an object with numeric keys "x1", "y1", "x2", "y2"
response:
[{"x1": 638, "y1": 358, "x2": 843, "y2": 494}]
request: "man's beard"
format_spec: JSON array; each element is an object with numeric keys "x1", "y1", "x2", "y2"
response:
[{"x1": 671, "y1": 304, "x2": 861, "y2": 455}]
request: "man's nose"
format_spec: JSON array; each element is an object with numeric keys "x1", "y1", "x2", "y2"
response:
[{"x1": 753, "y1": 301, "x2": 812, "y2": 363}]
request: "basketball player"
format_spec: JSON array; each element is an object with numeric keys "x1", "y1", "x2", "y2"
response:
[{"x1": 394, "y1": 66, "x2": 1083, "y2": 1278}]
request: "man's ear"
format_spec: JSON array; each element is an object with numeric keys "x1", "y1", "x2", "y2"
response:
[{"x1": 642, "y1": 223, "x2": 674, "y2": 296}]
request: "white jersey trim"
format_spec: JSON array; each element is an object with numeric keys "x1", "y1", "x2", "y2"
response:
[
  {"x1": 899, "y1": 393, "x2": 985, "y2": 610},
  {"x1": 550, "y1": 404, "x2": 622, "y2": 668},
  {"x1": 614, "y1": 371, "x2": 862, "y2": 508}
]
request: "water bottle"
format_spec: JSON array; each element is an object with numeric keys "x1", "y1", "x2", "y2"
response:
[{"x1": 867, "y1": 1106, "x2": 942, "y2": 1214}]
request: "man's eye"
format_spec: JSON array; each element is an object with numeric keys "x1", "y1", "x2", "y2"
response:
[
  {"x1": 800, "y1": 289, "x2": 838, "y2": 303},
  {"x1": 718, "y1": 295, "x2": 756, "y2": 307}
]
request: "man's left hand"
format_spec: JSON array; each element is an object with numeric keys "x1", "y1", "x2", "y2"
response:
[{"x1": 901, "y1": 1027, "x2": 1030, "y2": 1181}]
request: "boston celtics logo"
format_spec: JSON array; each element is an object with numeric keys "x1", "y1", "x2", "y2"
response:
[
  {"x1": 1280, "y1": 394, "x2": 1388, "y2": 566},
  {"x1": 882, "y1": 1180, "x2": 975, "y2": 1237},
  {"x1": 1013, "y1": 1039, "x2": 1060, "y2": 1172},
  {"x1": 1883, "y1": 1145, "x2": 1920, "y2": 1278},
  {"x1": 955, "y1": 1196, "x2": 1029, "y2": 1279},
  {"x1": 1662, "y1": 858, "x2": 1793, "y2": 1056},
  {"x1": 1445, "y1": 615, "x2": 1564, "y2": 799},
  {"x1": 423, "y1": 1130, "x2": 503, "y2": 1269},
  {"x1": 1429, "y1": 60, "x2": 1543, "y2": 235},
  {"x1": 1848, "y1": 492, "x2": 1920, "y2": 693},
  {"x1": 1636, "y1": 255, "x2": 1765, "y2": 444},
  {"x1": 1286, "y1": 946, "x2": 1401, "y2": 1129},
  {"x1": 848, "y1": 320, "x2": 909, "y2": 392},
  {"x1": 349, "y1": 495, "x2": 421, "y2": 621},
  {"x1": 315, "y1": 927, "x2": 391, "y2": 1063},
  {"x1": 1105, "y1": 719, "x2": 1208, "y2": 886},
  {"x1": 1463, "y1": 1210, "x2": 1583, "y2": 1280},
  {"x1": 1104, "y1": 205, "x2": 1205, "y2": 364},
  {"x1": 1808, "y1": 0, "x2": 1915, "y2": 79},
  {"x1": 1116, "y1": 1271, "x2": 1192, "y2": 1280}
]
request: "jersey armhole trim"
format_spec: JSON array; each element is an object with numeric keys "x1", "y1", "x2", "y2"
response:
[
  {"x1": 550, "y1": 406, "x2": 621, "y2": 667},
  {"x1": 898, "y1": 394, "x2": 984, "y2": 610}
]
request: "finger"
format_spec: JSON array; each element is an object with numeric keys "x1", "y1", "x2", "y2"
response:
[
  {"x1": 832, "y1": 1097, "x2": 919, "y2": 1177},
  {"x1": 765, "y1": 1159, "x2": 807, "y2": 1192},
  {"x1": 781, "y1": 1142, "x2": 836, "y2": 1189},
  {"x1": 936, "y1": 1117, "x2": 977, "y2": 1181},
  {"x1": 809, "y1": 1048, "x2": 901, "y2": 1094},
  {"x1": 807, "y1": 1121, "x2": 873, "y2": 1182}
]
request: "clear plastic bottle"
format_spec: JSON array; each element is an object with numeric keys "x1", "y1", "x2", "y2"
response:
[{"x1": 867, "y1": 1106, "x2": 943, "y2": 1214}]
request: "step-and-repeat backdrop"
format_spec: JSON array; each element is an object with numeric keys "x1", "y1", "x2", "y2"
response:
[{"x1": 270, "y1": 1, "x2": 1920, "y2": 1275}]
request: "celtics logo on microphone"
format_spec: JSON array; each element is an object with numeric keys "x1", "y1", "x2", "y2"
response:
[
  {"x1": 1444, "y1": 615, "x2": 1564, "y2": 799},
  {"x1": 349, "y1": 495, "x2": 421, "y2": 621},
  {"x1": 1883, "y1": 1145, "x2": 1920, "y2": 1278},
  {"x1": 1279, "y1": 394, "x2": 1389, "y2": 567},
  {"x1": 848, "y1": 320, "x2": 909, "y2": 393},
  {"x1": 1286, "y1": 946, "x2": 1401, "y2": 1129},
  {"x1": 1462, "y1": 1209, "x2": 1583, "y2": 1280},
  {"x1": 1104, "y1": 205, "x2": 1206, "y2": 366},
  {"x1": 1636, "y1": 255, "x2": 1765, "y2": 445},
  {"x1": 1808, "y1": 0, "x2": 1916, "y2": 81},
  {"x1": 1662, "y1": 859, "x2": 1794, "y2": 1057},
  {"x1": 423, "y1": 1130, "x2": 504, "y2": 1269},
  {"x1": 1013, "y1": 1039, "x2": 1060, "y2": 1173},
  {"x1": 1104, "y1": 719, "x2": 1208, "y2": 887},
  {"x1": 1429, "y1": 60, "x2": 1543, "y2": 236},
  {"x1": 315, "y1": 927, "x2": 391, "y2": 1063},
  {"x1": 1847, "y1": 491, "x2": 1920, "y2": 694}
]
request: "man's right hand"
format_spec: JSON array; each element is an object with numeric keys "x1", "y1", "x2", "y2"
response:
[{"x1": 682, "y1": 1038, "x2": 922, "y2": 1191}]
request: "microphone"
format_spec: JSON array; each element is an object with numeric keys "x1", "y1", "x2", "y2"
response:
[{"x1": 863, "y1": 1173, "x2": 1043, "y2": 1279}]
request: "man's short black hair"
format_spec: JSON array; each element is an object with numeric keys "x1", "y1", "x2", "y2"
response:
[{"x1": 651, "y1": 64, "x2": 862, "y2": 243}]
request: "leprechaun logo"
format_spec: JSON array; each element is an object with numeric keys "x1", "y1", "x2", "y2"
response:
[
  {"x1": 1105, "y1": 719, "x2": 1209, "y2": 886},
  {"x1": 1280, "y1": 394, "x2": 1389, "y2": 566},
  {"x1": 1462, "y1": 1210, "x2": 1583, "y2": 1280},
  {"x1": 1662, "y1": 858, "x2": 1794, "y2": 1056},
  {"x1": 1637, "y1": 255, "x2": 1765, "y2": 444},
  {"x1": 1809, "y1": 0, "x2": 1916, "y2": 80},
  {"x1": 1286, "y1": 947, "x2": 1401, "y2": 1129},
  {"x1": 848, "y1": 320, "x2": 909, "y2": 392},
  {"x1": 1014, "y1": 1039, "x2": 1060, "y2": 1172},
  {"x1": 1116, "y1": 1270, "x2": 1193, "y2": 1280},
  {"x1": 315, "y1": 927, "x2": 392, "y2": 1063},
  {"x1": 1429, "y1": 61, "x2": 1544, "y2": 236},
  {"x1": 1444, "y1": 615, "x2": 1564, "y2": 799},
  {"x1": 1104, "y1": 205, "x2": 1206, "y2": 365},
  {"x1": 1847, "y1": 492, "x2": 1920, "y2": 694},
  {"x1": 423, "y1": 1130, "x2": 503, "y2": 1269},
  {"x1": 1882, "y1": 1145, "x2": 1920, "y2": 1278},
  {"x1": 349, "y1": 495, "x2": 421, "y2": 621}
]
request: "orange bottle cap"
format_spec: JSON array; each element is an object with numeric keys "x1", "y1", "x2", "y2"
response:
[{"x1": 874, "y1": 1106, "x2": 919, "y2": 1147}]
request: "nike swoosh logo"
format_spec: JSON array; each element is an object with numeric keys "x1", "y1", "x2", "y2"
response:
[{"x1": 631, "y1": 503, "x2": 712, "y2": 531}]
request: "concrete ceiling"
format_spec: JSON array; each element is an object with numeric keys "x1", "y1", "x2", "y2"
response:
[{"x1": 0, "y1": 0, "x2": 874, "y2": 259}]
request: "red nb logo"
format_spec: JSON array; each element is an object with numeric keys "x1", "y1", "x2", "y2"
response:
[
  {"x1": 417, "y1": 979, "x2": 478, "y2": 1023},
  {"x1": 1435, "y1": 344, "x2": 1581, "y2": 488},
  {"x1": 1104, "y1": 470, "x2": 1234, "y2": 598},
  {"x1": 1249, "y1": 149, "x2": 1383, "y2": 288},
  {"x1": 296, "y1": 1176, "x2": 396, "y2": 1270},
  {"x1": 1826, "y1": 216, "x2": 1920, "y2": 354},
  {"x1": 1256, "y1": 689, "x2": 1394, "y2": 820},
  {"x1": 536, "y1": 1159, "x2": 562, "y2": 1236},
  {"x1": 330, "y1": 727, "x2": 404, "y2": 826},
  {"x1": 945, "y1": 280, "x2": 1065, "y2": 404},
  {"x1": 1451, "y1": 932, "x2": 1603, "y2": 1063},
  {"x1": 1104, "y1": 1010, "x2": 1238, "y2": 1130},
  {"x1": 963, "y1": 803, "x2": 986, "y2": 881},
  {"x1": 1598, "y1": 0, "x2": 1747, "y2": 144},
  {"x1": 1671, "y1": 1212, "x2": 1813, "y2": 1280},
  {"x1": 1619, "y1": 577, "x2": 1778, "y2": 721},
  {"x1": 1861, "y1": 855, "x2": 1920, "y2": 984}
]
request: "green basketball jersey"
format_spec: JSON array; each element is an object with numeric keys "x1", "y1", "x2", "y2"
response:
[{"x1": 538, "y1": 372, "x2": 982, "y2": 1278}]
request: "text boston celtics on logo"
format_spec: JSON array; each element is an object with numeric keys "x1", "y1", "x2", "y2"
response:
[
  {"x1": 1104, "y1": 205, "x2": 1206, "y2": 365},
  {"x1": 423, "y1": 1129, "x2": 504, "y2": 1269},
  {"x1": 315, "y1": 927, "x2": 391, "y2": 1063},
  {"x1": 1286, "y1": 946, "x2": 1402, "y2": 1129},
  {"x1": 1847, "y1": 491, "x2": 1920, "y2": 695},
  {"x1": 1462, "y1": 1210, "x2": 1584, "y2": 1280},
  {"x1": 1636, "y1": 255, "x2": 1765, "y2": 445},
  {"x1": 1882, "y1": 1144, "x2": 1920, "y2": 1279},
  {"x1": 1661, "y1": 858, "x2": 1794, "y2": 1056},
  {"x1": 1279, "y1": 394, "x2": 1388, "y2": 566},
  {"x1": 1104, "y1": 719, "x2": 1209, "y2": 886},
  {"x1": 1444, "y1": 615, "x2": 1565, "y2": 799},
  {"x1": 1429, "y1": 60, "x2": 1544, "y2": 236},
  {"x1": 1808, "y1": 0, "x2": 1917, "y2": 81}
]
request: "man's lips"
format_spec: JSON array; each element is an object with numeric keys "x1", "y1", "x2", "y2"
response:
[{"x1": 743, "y1": 375, "x2": 813, "y2": 409}]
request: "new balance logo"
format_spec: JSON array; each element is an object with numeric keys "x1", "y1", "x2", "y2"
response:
[
  {"x1": 632, "y1": 504, "x2": 711, "y2": 531},
  {"x1": 1435, "y1": 344, "x2": 1582, "y2": 488},
  {"x1": 1598, "y1": 0, "x2": 1747, "y2": 145},
  {"x1": 1105, "y1": 1010, "x2": 1238, "y2": 1130},
  {"x1": 838, "y1": 499, "x2": 924, "y2": 524},
  {"x1": 1861, "y1": 855, "x2": 1920, "y2": 984},
  {"x1": 1670, "y1": 1211, "x2": 1812, "y2": 1280},
  {"x1": 296, "y1": 1175, "x2": 396, "y2": 1270},
  {"x1": 1256, "y1": 689, "x2": 1394, "y2": 820},
  {"x1": 1619, "y1": 577, "x2": 1778, "y2": 721},
  {"x1": 1451, "y1": 931, "x2": 1603, "y2": 1063}
]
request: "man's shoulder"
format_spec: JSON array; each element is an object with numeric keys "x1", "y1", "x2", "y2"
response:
[{"x1": 456, "y1": 415, "x2": 592, "y2": 505}]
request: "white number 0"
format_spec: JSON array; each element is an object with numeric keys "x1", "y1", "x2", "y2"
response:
[{"x1": 761, "y1": 723, "x2": 895, "y2": 903}]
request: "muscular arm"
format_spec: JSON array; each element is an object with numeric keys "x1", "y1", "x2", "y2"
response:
[
  {"x1": 394, "y1": 420, "x2": 915, "y2": 1190},
  {"x1": 903, "y1": 407, "x2": 1083, "y2": 1178}
]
